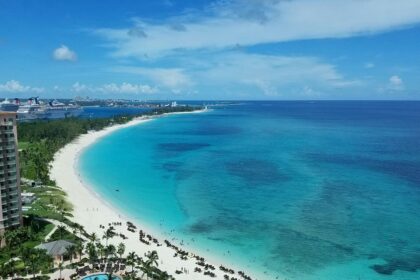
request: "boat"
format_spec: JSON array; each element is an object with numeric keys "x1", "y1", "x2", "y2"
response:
[
  {"x1": 0, "y1": 98, "x2": 20, "y2": 112},
  {"x1": 17, "y1": 97, "x2": 46, "y2": 121},
  {"x1": 17, "y1": 97, "x2": 83, "y2": 121},
  {"x1": 42, "y1": 100, "x2": 83, "y2": 119}
]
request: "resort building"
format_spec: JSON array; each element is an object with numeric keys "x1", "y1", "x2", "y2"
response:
[
  {"x1": 0, "y1": 112, "x2": 23, "y2": 247},
  {"x1": 35, "y1": 240, "x2": 76, "y2": 265}
]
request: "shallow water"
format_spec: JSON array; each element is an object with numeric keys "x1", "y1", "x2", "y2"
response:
[{"x1": 79, "y1": 101, "x2": 420, "y2": 280}]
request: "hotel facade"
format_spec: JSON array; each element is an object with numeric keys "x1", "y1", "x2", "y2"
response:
[{"x1": 0, "y1": 112, "x2": 22, "y2": 246}]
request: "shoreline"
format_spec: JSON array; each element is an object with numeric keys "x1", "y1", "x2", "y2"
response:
[{"x1": 50, "y1": 109, "x2": 273, "y2": 280}]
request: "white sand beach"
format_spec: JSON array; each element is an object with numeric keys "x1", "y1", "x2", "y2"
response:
[{"x1": 50, "y1": 111, "x2": 271, "y2": 280}]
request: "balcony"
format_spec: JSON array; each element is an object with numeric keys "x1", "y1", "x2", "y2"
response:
[
  {"x1": 5, "y1": 160, "x2": 16, "y2": 166},
  {"x1": 1, "y1": 190, "x2": 18, "y2": 198},
  {"x1": 0, "y1": 138, "x2": 14, "y2": 143},
  {"x1": 2, "y1": 206, "x2": 20, "y2": 214},
  {"x1": 1, "y1": 179, "x2": 17, "y2": 186},
  {"x1": 0, "y1": 168, "x2": 15, "y2": 175}
]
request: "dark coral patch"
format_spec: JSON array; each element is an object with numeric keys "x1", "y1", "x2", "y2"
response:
[
  {"x1": 226, "y1": 158, "x2": 288, "y2": 186},
  {"x1": 158, "y1": 142, "x2": 210, "y2": 152}
]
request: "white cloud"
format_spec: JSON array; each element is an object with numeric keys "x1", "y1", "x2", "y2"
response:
[
  {"x1": 53, "y1": 45, "x2": 77, "y2": 61},
  {"x1": 388, "y1": 75, "x2": 404, "y2": 91},
  {"x1": 111, "y1": 66, "x2": 193, "y2": 91},
  {"x1": 52, "y1": 85, "x2": 64, "y2": 92},
  {"x1": 111, "y1": 52, "x2": 361, "y2": 97},
  {"x1": 100, "y1": 82, "x2": 157, "y2": 94},
  {"x1": 0, "y1": 80, "x2": 44, "y2": 93},
  {"x1": 71, "y1": 82, "x2": 89, "y2": 93},
  {"x1": 196, "y1": 52, "x2": 361, "y2": 96},
  {"x1": 93, "y1": 0, "x2": 420, "y2": 58},
  {"x1": 301, "y1": 86, "x2": 321, "y2": 97},
  {"x1": 71, "y1": 81, "x2": 157, "y2": 94}
]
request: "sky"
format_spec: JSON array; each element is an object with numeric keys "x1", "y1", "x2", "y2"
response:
[{"x1": 1, "y1": 0, "x2": 420, "y2": 100}]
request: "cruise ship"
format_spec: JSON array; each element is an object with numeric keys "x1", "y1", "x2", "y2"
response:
[
  {"x1": 0, "y1": 98, "x2": 20, "y2": 112},
  {"x1": 17, "y1": 97, "x2": 83, "y2": 121}
]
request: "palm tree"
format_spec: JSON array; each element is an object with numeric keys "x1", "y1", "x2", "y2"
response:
[
  {"x1": 57, "y1": 199, "x2": 65, "y2": 222},
  {"x1": 75, "y1": 242, "x2": 84, "y2": 262},
  {"x1": 90, "y1": 232, "x2": 98, "y2": 242},
  {"x1": 96, "y1": 242, "x2": 105, "y2": 260},
  {"x1": 117, "y1": 242, "x2": 125, "y2": 262},
  {"x1": 85, "y1": 242, "x2": 97, "y2": 272},
  {"x1": 126, "y1": 252, "x2": 138, "y2": 274},
  {"x1": 145, "y1": 250, "x2": 159, "y2": 268},
  {"x1": 70, "y1": 223, "x2": 81, "y2": 239},
  {"x1": 66, "y1": 245, "x2": 77, "y2": 264},
  {"x1": 22, "y1": 248, "x2": 52, "y2": 279},
  {"x1": 103, "y1": 227, "x2": 115, "y2": 246},
  {"x1": 105, "y1": 244, "x2": 116, "y2": 261},
  {"x1": 140, "y1": 262, "x2": 154, "y2": 280},
  {"x1": 103, "y1": 245, "x2": 116, "y2": 280},
  {"x1": 140, "y1": 251, "x2": 159, "y2": 280},
  {"x1": 29, "y1": 218, "x2": 41, "y2": 234},
  {"x1": 76, "y1": 224, "x2": 85, "y2": 239},
  {"x1": 21, "y1": 247, "x2": 37, "y2": 279},
  {"x1": 57, "y1": 225, "x2": 66, "y2": 240},
  {"x1": 4, "y1": 230, "x2": 18, "y2": 249}
]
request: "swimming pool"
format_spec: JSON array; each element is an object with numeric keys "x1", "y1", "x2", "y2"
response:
[{"x1": 81, "y1": 273, "x2": 122, "y2": 280}]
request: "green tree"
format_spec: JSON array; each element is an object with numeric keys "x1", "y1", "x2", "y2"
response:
[
  {"x1": 85, "y1": 242, "x2": 97, "y2": 272},
  {"x1": 5, "y1": 227, "x2": 30, "y2": 249},
  {"x1": 106, "y1": 244, "x2": 116, "y2": 260},
  {"x1": 90, "y1": 232, "x2": 98, "y2": 242},
  {"x1": 103, "y1": 227, "x2": 115, "y2": 246},
  {"x1": 117, "y1": 242, "x2": 125, "y2": 262},
  {"x1": 57, "y1": 225, "x2": 66, "y2": 240},
  {"x1": 140, "y1": 250, "x2": 159, "y2": 280},
  {"x1": 73, "y1": 223, "x2": 85, "y2": 240},
  {"x1": 0, "y1": 259, "x2": 16, "y2": 278},
  {"x1": 66, "y1": 245, "x2": 76, "y2": 264},
  {"x1": 145, "y1": 250, "x2": 159, "y2": 268},
  {"x1": 126, "y1": 251, "x2": 138, "y2": 274},
  {"x1": 21, "y1": 248, "x2": 53, "y2": 279},
  {"x1": 75, "y1": 242, "x2": 84, "y2": 261},
  {"x1": 140, "y1": 262, "x2": 154, "y2": 280}
]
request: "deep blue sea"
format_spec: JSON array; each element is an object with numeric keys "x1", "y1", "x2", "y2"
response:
[{"x1": 79, "y1": 101, "x2": 420, "y2": 280}]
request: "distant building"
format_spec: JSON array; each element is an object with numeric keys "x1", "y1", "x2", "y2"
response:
[{"x1": 0, "y1": 112, "x2": 23, "y2": 247}]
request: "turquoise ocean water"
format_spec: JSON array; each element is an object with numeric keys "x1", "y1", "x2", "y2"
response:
[{"x1": 79, "y1": 101, "x2": 420, "y2": 280}]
